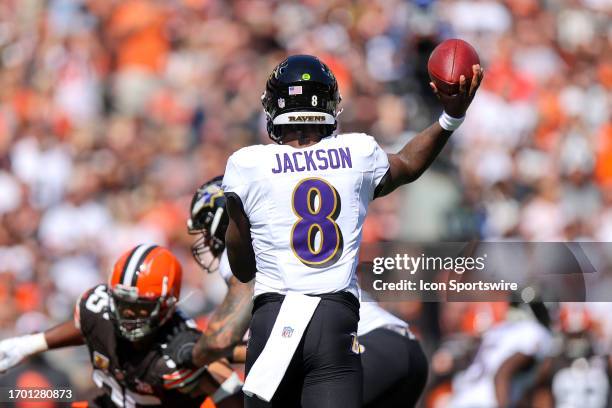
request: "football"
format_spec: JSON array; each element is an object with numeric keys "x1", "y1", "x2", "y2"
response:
[{"x1": 428, "y1": 39, "x2": 480, "y2": 95}]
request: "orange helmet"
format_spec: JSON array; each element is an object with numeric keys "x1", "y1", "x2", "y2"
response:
[
  {"x1": 109, "y1": 244, "x2": 183, "y2": 341},
  {"x1": 559, "y1": 303, "x2": 591, "y2": 334}
]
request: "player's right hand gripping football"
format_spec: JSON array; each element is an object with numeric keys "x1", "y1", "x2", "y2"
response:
[
  {"x1": 0, "y1": 337, "x2": 31, "y2": 372},
  {"x1": 430, "y1": 64, "x2": 484, "y2": 119}
]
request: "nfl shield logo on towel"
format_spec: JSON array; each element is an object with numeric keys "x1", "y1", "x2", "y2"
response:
[{"x1": 282, "y1": 326, "x2": 294, "y2": 338}]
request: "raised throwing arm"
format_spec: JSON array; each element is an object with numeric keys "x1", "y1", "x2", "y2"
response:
[{"x1": 376, "y1": 65, "x2": 483, "y2": 197}]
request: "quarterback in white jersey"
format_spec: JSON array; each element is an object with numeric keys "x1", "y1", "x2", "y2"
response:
[
  {"x1": 450, "y1": 307, "x2": 553, "y2": 408},
  {"x1": 220, "y1": 55, "x2": 482, "y2": 407},
  {"x1": 223, "y1": 132, "x2": 387, "y2": 298},
  {"x1": 183, "y1": 176, "x2": 428, "y2": 406}
]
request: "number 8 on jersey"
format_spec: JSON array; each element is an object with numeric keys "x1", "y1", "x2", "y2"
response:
[{"x1": 290, "y1": 178, "x2": 343, "y2": 268}]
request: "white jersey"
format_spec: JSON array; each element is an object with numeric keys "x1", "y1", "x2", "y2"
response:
[
  {"x1": 552, "y1": 356, "x2": 609, "y2": 408},
  {"x1": 450, "y1": 319, "x2": 553, "y2": 408},
  {"x1": 358, "y1": 291, "x2": 408, "y2": 336},
  {"x1": 218, "y1": 250, "x2": 233, "y2": 283},
  {"x1": 218, "y1": 250, "x2": 408, "y2": 336},
  {"x1": 222, "y1": 133, "x2": 389, "y2": 298}
]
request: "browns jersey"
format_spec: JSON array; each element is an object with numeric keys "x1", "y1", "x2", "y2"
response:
[{"x1": 75, "y1": 284, "x2": 207, "y2": 408}]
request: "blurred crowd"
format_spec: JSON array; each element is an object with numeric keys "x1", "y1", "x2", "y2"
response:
[{"x1": 0, "y1": 0, "x2": 610, "y2": 404}]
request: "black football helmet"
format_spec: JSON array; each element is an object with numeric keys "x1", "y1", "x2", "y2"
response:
[
  {"x1": 188, "y1": 176, "x2": 228, "y2": 273},
  {"x1": 262, "y1": 54, "x2": 342, "y2": 143}
]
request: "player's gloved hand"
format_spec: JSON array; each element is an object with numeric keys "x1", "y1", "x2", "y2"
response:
[
  {"x1": 162, "y1": 365, "x2": 209, "y2": 392},
  {"x1": 0, "y1": 334, "x2": 48, "y2": 372},
  {"x1": 430, "y1": 64, "x2": 484, "y2": 118},
  {"x1": 163, "y1": 329, "x2": 200, "y2": 369},
  {"x1": 162, "y1": 329, "x2": 208, "y2": 392}
]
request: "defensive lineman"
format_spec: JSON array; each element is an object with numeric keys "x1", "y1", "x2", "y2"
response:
[
  {"x1": 222, "y1": 55, "x2": 482, "y2": 407},
  {"x1": 0, "y1": 245, "x2": 243, "y2": 408}
]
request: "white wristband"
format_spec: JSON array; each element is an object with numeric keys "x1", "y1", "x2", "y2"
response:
[
  {"x1": 23, "y1": 333, "x2": 49, "y2": 355},
  {"x1": 439, "y1": 111, "x2": 465, "y2": 131}
]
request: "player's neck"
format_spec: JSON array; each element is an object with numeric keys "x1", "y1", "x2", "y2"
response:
[
  {"x1": 282, "y1": 132, "x2": 324, "y2": 148},
  {"x1": 284, "y1": 138, "x2": 320, "y2": 148}
]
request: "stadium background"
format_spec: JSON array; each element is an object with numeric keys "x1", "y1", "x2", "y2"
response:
[{"x1": 0, "y1": 0, "x2": 610, "y2": 406}]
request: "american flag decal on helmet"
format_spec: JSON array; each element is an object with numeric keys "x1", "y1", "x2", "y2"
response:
[{"x1": 288, "y1": 86, "x2": 302, "y2": 95}]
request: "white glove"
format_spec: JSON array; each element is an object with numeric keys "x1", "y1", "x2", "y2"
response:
[{"x1": 0, "y1": 333, "x2": 48, "y2": 372}]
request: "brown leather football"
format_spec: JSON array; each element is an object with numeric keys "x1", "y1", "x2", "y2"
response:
[{"x1": 428, "y1": 39, "x2": 480, "y2": 95}]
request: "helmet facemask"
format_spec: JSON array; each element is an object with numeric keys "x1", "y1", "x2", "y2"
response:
[
  {"x1": 188, "y1": 214, "x2": 226, "y2": 274},
  {"x1": 110, "y1": 285, "x2": 176, "y2": 342},
  {"x1": 188, "y1": 178, "x2": 228, "y2": 273}
]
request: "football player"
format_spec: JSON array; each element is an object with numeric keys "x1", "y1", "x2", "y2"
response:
[
  {"x1": 536, "y1": 303, "x2": 610, "y2": 407},
  {"x1": 185, "y1": 176, "x2": 254, "y2": 368},
  {"x1": 180, "y1": 176, "x2": 427, "y2": 407},
  {"x1": 450, "y1": 302, "x2": 554, "y2": 407},
  {"x1": 0, "y1": 245, "x2": 242, "y2": 408},
  {"x1": 217, "y1": 54, "x2": 482, "y2": 407}
]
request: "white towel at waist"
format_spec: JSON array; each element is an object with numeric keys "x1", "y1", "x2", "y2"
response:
[{"x1": 242, "y1": 292, "x2": 321, "y2": 402}]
